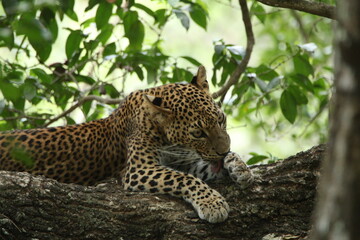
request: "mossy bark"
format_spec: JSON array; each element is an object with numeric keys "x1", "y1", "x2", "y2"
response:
[{"x1": 0, "y1": 145, "x2": 324, "y2": 240}]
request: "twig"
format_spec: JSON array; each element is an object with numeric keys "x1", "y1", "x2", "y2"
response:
[
  {"x1": 43, "y1": 95, "x2": 124, "y2": 127},
  {"x1": 299, "y1": 101, "x2": 329, "y2": 137},
  {"x1": 212, "y1": 0, "x2": 255, "y2": 100},
  {"x1": 1, "y1": 115, "x2": 45, "y2": 121},
  {"x1": 15, "y1": 36, "x2": 26, "y2": 61},
  {"x1": 290, "y1": 10, "x2": 309, "y2": 42},
  {"x1": 256, "y1": 0, "x2": 335, "y2": 20}
]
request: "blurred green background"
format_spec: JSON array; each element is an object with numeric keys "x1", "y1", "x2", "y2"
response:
[{"x1": 0, "y1": 0, "x2": 334, "y2": 163}]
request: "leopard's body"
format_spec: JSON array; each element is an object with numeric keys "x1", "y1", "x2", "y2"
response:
[{"x1": 0, "y1": 66, "x2": 253, "y2": 223}]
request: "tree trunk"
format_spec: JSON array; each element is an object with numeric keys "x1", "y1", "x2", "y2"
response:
[
  {"x1": 311, "y1": 1, "x2": 360, "y2": 239},
  {"x1": 0, "y1": 145, "x2": 324, "y2": 240}
]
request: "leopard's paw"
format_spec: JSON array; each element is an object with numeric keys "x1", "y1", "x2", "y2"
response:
[
  {"x1": 190, "y1": 190, "x2": 230, "y2": 223},
  {"x1": 224, "y1": 152, "x2": 254, "y2": 189}
]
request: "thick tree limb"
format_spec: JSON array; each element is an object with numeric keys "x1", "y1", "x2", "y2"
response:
[
  {"x1": 311, "y1": 0, "x2": 360, "y2": 238},
  {"x1": 0, "y1": 145, "x2": 325, "y2": 240},
  {"x1": 212, "y1": 0, "x2": 255, "y2": 100},
  {"x1": 256, "y1": 0, "x2": 336, "y2": 20}
]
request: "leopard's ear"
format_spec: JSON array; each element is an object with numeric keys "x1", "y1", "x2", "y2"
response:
[
  {"x1": 191, "y1": 66, "x2": 209, "y2": 93},
  {"x1": 143, "y1": 94, "x2": 173, "y2": 125}
]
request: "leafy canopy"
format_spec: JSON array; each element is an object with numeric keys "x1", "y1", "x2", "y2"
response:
[{"x1": 0, "y1": 0, "x2": 333, "y2": 162}]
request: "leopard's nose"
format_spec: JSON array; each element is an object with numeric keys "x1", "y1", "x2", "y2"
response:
[
  {"x1": 213, "y1": 135, "x2": 230, "y2": 155},
  {"x1": 216, "y1": 150, "x2": 230, "y2": 157}
]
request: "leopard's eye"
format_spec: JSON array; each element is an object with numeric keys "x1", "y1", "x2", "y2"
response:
[
  {"x1": 218, "y1": 113, "x2": 226, "y2": 128},
  {"x1": 218, "y1": 114, "x2": 224, "y2": 124},
  {"x1": 191, "y1": 129, "x2": 207, "y2": 138}
]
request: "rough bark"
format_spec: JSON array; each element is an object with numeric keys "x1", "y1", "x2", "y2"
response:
[
  {"x1": 0, "y1": 145, "x2": 324, "y2": 240},
  {"x1": 311, "y1": 0, "x2": 360, "y2": 239}
]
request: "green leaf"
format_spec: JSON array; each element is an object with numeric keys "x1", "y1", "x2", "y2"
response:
[
  {"x1": 66, "y1": 9, "x2": 78, "y2": 22},
  {"x1": 134, "y1": 66, "x2": 144, "y2": 80},
  {"x1": 96, "y1": 2, "x2": 113, "y2": 30},
  {"x1": 96, "y1": 24, "x2": 113, "y2": 44},
  {"x1": 146, "y1": 66, "x2": 157, "y2": 84},
  {"x1": 81, "y1": 17, "x2": 95, "y2": 29},
  {"x1": 247, "y1": 154, "x2": 268, "y2": 165},
  {"x1": 251, "y1": 2, "x2": 266, "y2": 24},
  {"x1": 220, "y1": 61, "x2": 236, "y2": 86},
  {"x1": 86, "y1": 0, "x2": 100, "y2": 11},
  {"x1": 133, "y1": 3, "x2": 155, "y2": 19},
  {"x1": 129, "y1": 20, "x2": 145, "y2": 50},
  {"x1": 180, "y1": 56, "x2": 202, "y2": 66},
  {"x1": 13, "y1": 97, "x2": 25, "y2": 111},
  {"x1": 82, "y1": 100, "x2": 92, "y2": 117},
  {"x1": 0, "y1": 27, "x2": 14, "y2": 48},
  {"x1": 154, "y1": 9, "x2": 168, "y2": 27},
  {"x1": 0, "y1": 122, "x2": 13, "y2": 131},
  {"x1": 211, "y1": 69, "x2": 217, "y2": 86},
  {"x1": 7, "y1": 71, "x2": 24, "y2": 83},
  {"x1": 30, "y1": 39, "x2": 52, "y2": 62},
  {"x1": 172, "y1": 68, "x2": 193, "y2": 83},
  {"x1": 255, "y1": 64, "x2": 278, "y2": 81},
  {"x1": 66, "y1": 116, "x2": 76, "y2": 125},
  {"x1": 31, "y1": 68, "x2": 52, "y2": 84},
  {"x1": 288, "y1": 85, "x2": 308, "y2": 105},
  {"x1": 103, "y1": 42, "x2": 116, "y2": 57},
  {"x1": 0, "y1": 81, "x2": 21, "y2": 103},
  {"x1": 16, "y1": 16, "x2": 53, "y2": 61},
  {"x1": 104, "y1": 84, "x2": 120, "y2": 98},
  {"x1": 174, "y1": 10, "x2": 190, "y2": 30},
  {"x1": 123, "y1": 13, "x2": 144, "y2": 51},
  {"x1": 290, "y1": 74, "x2": 314, "y2": 93},
  {"x1": 40, "y1": 8, "x2": 58, "y2": 43},
  {"x1": 123, "y1": 11, "x2": 138, "y2": 33},
  {"x1": 75, "y1": 75, "x2": 96, "y2": 85},
  {"x1": 62, "y1": 0, "x2": 78, "y2": 21},
  {"x1": 66, "y1": 30, "x2": 83, "y2": 59},
  {"x1": 280, "y1": 89, "x2": 297, "y2": 124},
  {"x1": 293, "y1": 53, "x2": 314, "y2": 77},
  {"x1": 23, "y1": 78, "x2": 37, "y2": 101},
  {"x1": 2, "y1": 0, "x2": 19, "y2": 16},
  {"x1": 189, "y1": 4, "x2": 207, "y2": 30}
]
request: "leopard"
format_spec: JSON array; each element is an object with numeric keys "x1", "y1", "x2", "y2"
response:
[{"x1": 0, "y1": 66, "x2": 253, "y2": 223}]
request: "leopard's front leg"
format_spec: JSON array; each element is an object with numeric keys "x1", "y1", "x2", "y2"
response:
[
  {"x1": 181, "y1": 151, "x2": 253, "y2": 188},
  {"x1": 223, "y1": 151, "x2": 254, "y2": 189},
  {"x1": 123, "y1": 162, "x2": 230, "y2": 223}
]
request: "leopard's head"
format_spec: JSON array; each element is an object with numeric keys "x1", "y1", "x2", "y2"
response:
[{"x1": 144, "y1": 66, "x2": 230, "y2": 164}]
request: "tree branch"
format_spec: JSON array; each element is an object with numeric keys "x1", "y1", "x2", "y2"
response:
[
  {"x1": 0, "y1": 145, "x2": 325, "y2": 239},
  {"x1": 256, "y1": 0, "x2": 336, "y2": 20},
  {"x1": 43, "y1": 95, "x2": 124, "y2": 127},
  {"x1": 212, "y1": 0, "x2": 255, "y2": 100}
]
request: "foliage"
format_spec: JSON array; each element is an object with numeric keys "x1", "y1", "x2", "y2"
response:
[{"x1": 0, "y1": 0, "x2": 333, "y2": 161}]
